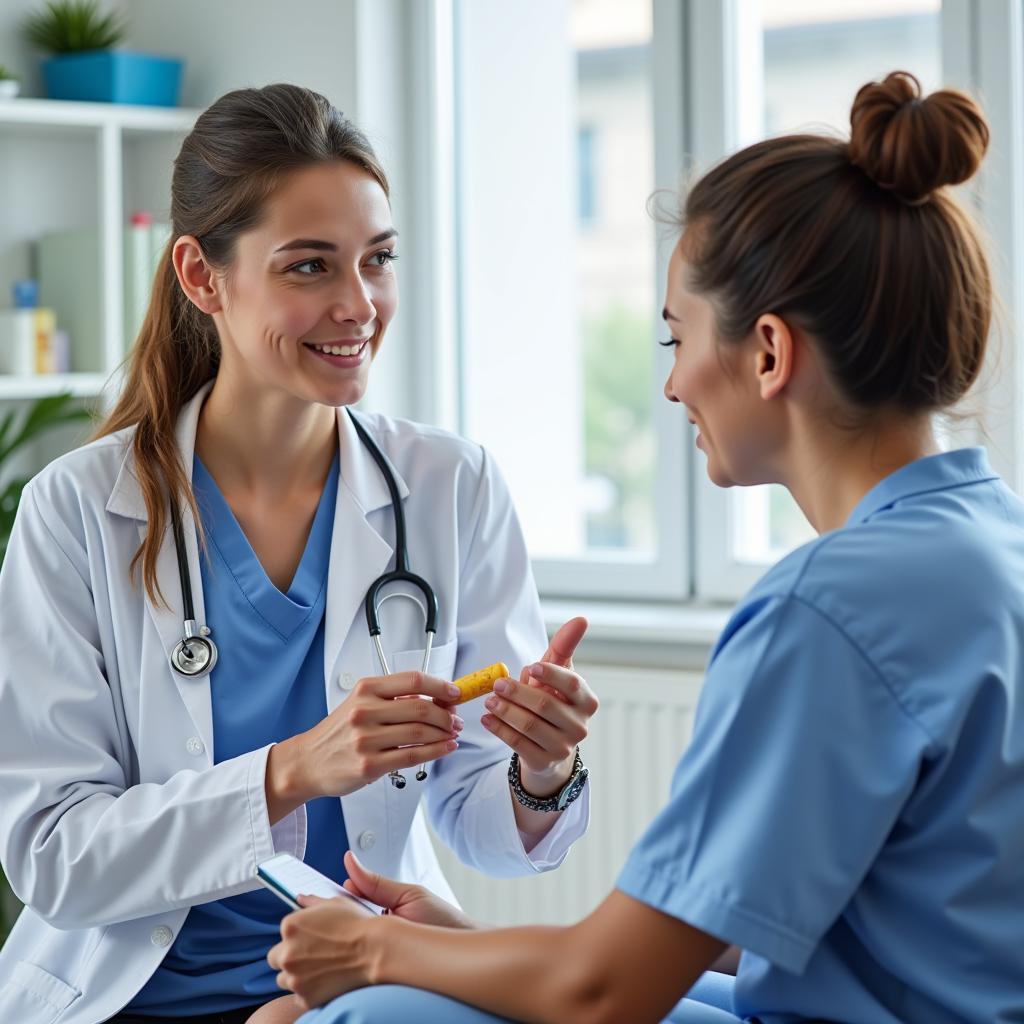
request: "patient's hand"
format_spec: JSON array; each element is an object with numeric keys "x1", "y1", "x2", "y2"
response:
[
  {"x1": 265, "y1": 852, "x2": 476, "y2": 1012},
  {"x1": 341, "y1": 850, "x2": 476, "y2": 929},
  {"x1": 246, "y1": 994, "x2": 305, "y2": 1024}
]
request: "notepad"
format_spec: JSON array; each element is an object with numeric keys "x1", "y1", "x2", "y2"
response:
[{"x1": 256, "y1": 852, "x2": 383, "y2": 915}]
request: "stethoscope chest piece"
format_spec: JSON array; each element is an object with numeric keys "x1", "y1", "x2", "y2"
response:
[{"x1": 171, "y1": 623, "x2": 218, "y2": 677}]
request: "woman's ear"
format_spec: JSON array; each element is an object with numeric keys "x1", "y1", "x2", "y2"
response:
[
  {"x1": 752, "y1": 314, "x2": 794, "y2": 400},
  {"x1": 172, "y1": 235, "x2": 223, "y2": 315}
]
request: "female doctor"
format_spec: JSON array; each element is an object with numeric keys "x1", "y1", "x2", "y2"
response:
[{"x1": 0, "y1": 83, "x2": 596, "y2": 1024}]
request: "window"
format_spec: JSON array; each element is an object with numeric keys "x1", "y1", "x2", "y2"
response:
[
  {"x1": 577, "y1": 126, "x2": 597, "y2": 224},
  {"x1": 695, "y1": 0, "x2": 948, "y2": 599},
  {"x1": 451, "y1": 0, "x2": 687, "y2": 598},
  {"x1": 726, "y1": 0, "x2": 941, "y2": 572},
  {"x1": 424, "y1": 0, "x2": 1024, "y2": 606}
]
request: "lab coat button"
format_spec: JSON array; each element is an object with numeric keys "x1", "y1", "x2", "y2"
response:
[
  {"x1": 186, "y1": 736, "x2": 204, "y2": 755},
  {"x1": 339, "y1": 672, "x2": 355, "y2": 690},
  {"x1": 150, "y1": 925, "x2": 174, "y2": 947},
  {"x1": 357, "y1": 830, "x2": 376, "y2": 851}
]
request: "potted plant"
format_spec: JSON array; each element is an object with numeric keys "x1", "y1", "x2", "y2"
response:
[
  {"x1": 0, "y1": 393, "x2": 93, "y2": 945},
  {"x1": 23, "y1": 0, "x2": 184, "y2": 107},
  {"x1": 0, "y1": 65, "x2": 20, "y2": 100}
]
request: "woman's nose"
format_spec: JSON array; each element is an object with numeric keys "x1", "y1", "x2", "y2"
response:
[
  {"x1": 664, "y1": 373, "x2": 680, "y2": 403},
  {"x1": 330, "y1": 273, "x2": 376, "y2": 326}
]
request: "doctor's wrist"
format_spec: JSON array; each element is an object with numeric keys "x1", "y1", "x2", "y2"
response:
[{"x1": 265, "y1": 737, "x2": 317, "y2": 824}]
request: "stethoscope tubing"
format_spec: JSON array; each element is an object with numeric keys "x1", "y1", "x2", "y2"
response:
[{"x1": 168, "y1": 409, "x2": 439, "y2": 786}]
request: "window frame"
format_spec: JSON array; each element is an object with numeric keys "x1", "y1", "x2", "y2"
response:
[
  {"x1": 404, "y1": 0, "x2": 1024, "y2": 608},
  {"x1": 691, "y1": 0, "x2": 1024, "y2": 601},
  {"x1": 450, "y1": 0, "x2": 691, "y2": 602}
]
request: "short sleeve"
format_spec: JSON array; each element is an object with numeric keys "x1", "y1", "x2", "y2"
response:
[{"x1": 616, "y1": 595, "x2": 933, "y2": 973}]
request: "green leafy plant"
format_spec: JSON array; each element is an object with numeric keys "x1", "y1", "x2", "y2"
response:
[
  {"x1": 23, "y1": 0, "x2": 126, "y2": 55},
  {"x1": 0, "y1": 393, "x2": 92, "y2": 567},
  {"x1": 0, "y1": 65, "x2": 20, "y2": 81},
  {"x1": 0, "y1": 394, "x2": 92, "y2": 944}
]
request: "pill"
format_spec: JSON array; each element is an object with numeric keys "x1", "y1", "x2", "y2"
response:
[{"x1": 451, "y1": 662, "x2": 510, "y2": 705}]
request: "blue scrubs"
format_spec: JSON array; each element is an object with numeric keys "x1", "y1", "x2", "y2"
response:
[
  {"x1": 129, "y1": 453, "x2": 347, "y2": 1016},
  {"x1": 303, "y1": 448, "x2": 1024, "y2": 1024},
  {"x1": 618, "y1": 448, "x2": 1024, "y2": 1023}
]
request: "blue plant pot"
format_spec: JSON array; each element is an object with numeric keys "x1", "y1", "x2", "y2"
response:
[{"x1": 42, "y1": 50, "x2": 183, "y2": 106}]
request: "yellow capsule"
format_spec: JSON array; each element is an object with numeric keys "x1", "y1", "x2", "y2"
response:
[{"x1": 451, "y1": 662, "x2": 510, "y2": 705}]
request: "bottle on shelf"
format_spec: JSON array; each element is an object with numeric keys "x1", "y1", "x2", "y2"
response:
[
  {"x1": 125, "y1": 211, "x2": 154, "y2": 345},
  {"x1": 0, "y1": 279, "x2": 58, "y2": 375}
]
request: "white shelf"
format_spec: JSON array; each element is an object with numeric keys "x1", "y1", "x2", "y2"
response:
[
  {"x1": 0, "y1": 374, "x2": 112, "y2": 400},
  {"x1": 0, "y1": 97, "x2": 200, "y2": 134},
  {"x1": 1, "y1": 98, "x2": 195, "y2": 406}
]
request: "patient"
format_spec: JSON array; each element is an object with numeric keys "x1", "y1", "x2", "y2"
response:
[{"x1": 259, "y1": 72, "x2": 1024, "y2": 1024}]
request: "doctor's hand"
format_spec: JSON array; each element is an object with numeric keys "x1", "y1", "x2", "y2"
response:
[
  {"x1": 266, "y1": 672, "x2": 463, "y2": 817},
  {"x1": 481, "y1": 616, "x2": 598, "y2": 792}
]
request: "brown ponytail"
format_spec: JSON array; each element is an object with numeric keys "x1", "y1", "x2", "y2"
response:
[
  {"x1": 94, "y1": 83, "x2": 389, "y2": 606},
  {"x1": 678, "y1": 71, "x2": 992, "y2": 420}
]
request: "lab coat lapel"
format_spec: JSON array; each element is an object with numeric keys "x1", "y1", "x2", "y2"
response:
[
  {"x1": 109, "y1": 383, "x2": 216, "y2": 755},
  {"x1": 322, "y1": 409, "x2": 408, "y2": 693},
  {"x1": 140, "y1": 501, "x2": 213, "y2": 754}
]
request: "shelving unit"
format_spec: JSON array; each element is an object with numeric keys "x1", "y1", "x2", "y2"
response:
[
  {"x1": 0, "y1": 372, "x2": 112, "y2": 401},
  {"x1": 0, "y1": 97, "x2": 201, "y2": 403}
]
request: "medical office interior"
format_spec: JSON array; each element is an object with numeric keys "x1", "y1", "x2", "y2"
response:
[{"x1": 1, "y1": 0, "x2": 1023, "y2": 951}]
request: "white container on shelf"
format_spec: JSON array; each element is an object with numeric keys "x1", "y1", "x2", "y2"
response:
[{"x1": 0, "y1": 308, "x2": 57, "y2": 375}]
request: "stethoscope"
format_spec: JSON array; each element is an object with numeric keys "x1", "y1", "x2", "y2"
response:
[{"x1": 168, "y1": 409, "x2": 439, "y2": 790}]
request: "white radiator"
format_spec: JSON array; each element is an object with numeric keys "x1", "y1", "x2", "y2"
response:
[{"x1": 430, "y1": 663, "x2": 705, "y2": 926}]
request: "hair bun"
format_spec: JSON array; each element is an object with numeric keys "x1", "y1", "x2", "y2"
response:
[{"x1": 848, "y1": 70, "x2": 989, "y2": 204}]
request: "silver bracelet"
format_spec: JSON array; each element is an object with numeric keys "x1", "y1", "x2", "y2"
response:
[{"x1": 508, "y1": 747, "x2": 588, "y2": 812}]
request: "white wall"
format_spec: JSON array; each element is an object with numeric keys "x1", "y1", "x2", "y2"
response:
[{"x1": 116, "y1": 0, "x2": 360, "y2": 116}]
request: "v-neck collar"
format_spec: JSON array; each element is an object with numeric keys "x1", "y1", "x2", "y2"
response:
[{"x1": 193, "y1": 454, "x2": 340, "y2": 640}]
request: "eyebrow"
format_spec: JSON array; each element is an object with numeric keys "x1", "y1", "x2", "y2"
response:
[
  {"x1": 662, "y1": 306, "x2": 679, "y2": 322},
  {"x1": 273, "y1": 229, "x2": 398, "y2": 253}
]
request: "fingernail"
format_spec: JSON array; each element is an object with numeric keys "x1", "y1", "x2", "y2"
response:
[
  {"x1": 446, "y1": 739, "x2": 459, "y2": 751},
  {"x1": 446, "y1": 683, "x2": 461, "y2": 698},
  {"x1": 481, "y1": 713, "x2": 495, "y2": 728},
  {"x1": 528, "y1": 663, "x2": 543, "y2": 677},
  {"x1": 484, "y1": 695, "x2": 498, "y2": 710},
  {"x1": 451, "y1": 715, "x2": 465, "y2": 731},
  {"x1": 492, "y1": 678, "x2": 509, "y2": 694}
]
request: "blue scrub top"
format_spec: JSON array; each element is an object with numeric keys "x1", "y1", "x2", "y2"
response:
[
  {"x1": 129, "y1": 453, "x2": 347, "y2": 1016},
  {"x1": 618, "y1": 448, "x2": 1024, "y2": 1024}
]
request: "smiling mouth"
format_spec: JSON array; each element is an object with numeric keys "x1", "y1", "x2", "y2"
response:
[{"x1": 305, "y1": 339, "x2": 371, "y2": 357}]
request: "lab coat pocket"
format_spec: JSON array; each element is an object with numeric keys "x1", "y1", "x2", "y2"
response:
[
  {"x1": 390, "y1": 638, "x2": 458, "y2": 681},
  {"x1": 1, "y1": 960, "x2": 81, "y2": 1021}
]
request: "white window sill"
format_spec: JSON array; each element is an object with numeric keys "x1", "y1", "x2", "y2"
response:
[{"x1": 541, "y1": 598, "x2": 733, "y2": 670}]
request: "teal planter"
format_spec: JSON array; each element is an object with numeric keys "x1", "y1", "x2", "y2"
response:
[{"x1": 42, "y1": 50, "x2": 183, "y2": 106}]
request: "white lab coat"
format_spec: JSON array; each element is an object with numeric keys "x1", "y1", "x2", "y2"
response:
[{"x1": 0, "y1": 383, "x2": 588, "y2": 1023}]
